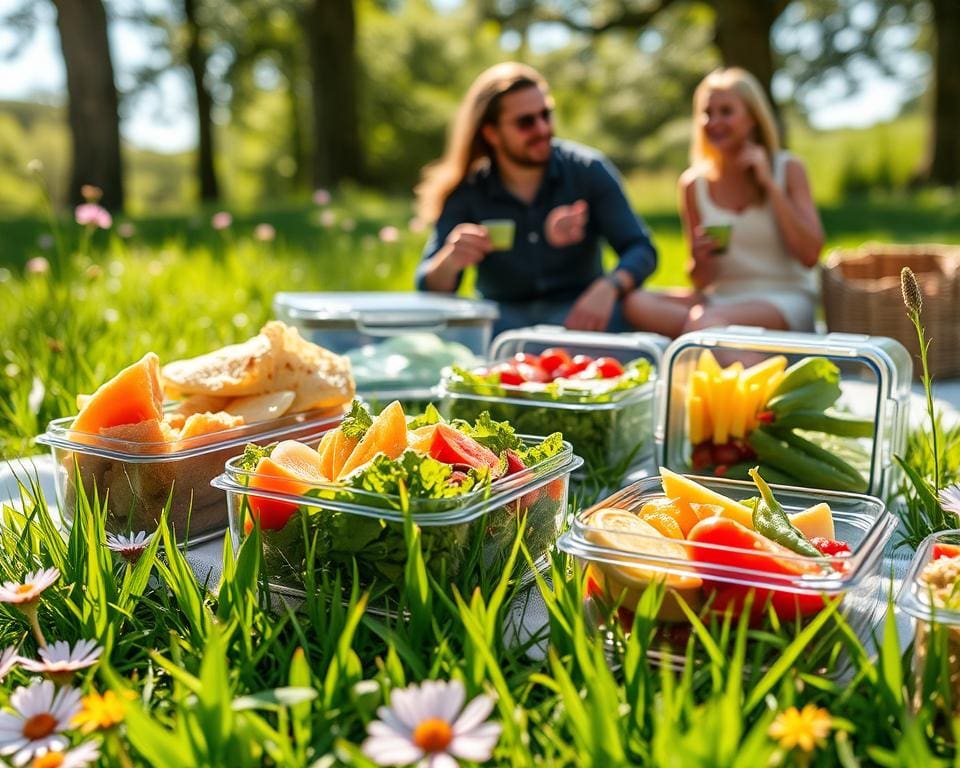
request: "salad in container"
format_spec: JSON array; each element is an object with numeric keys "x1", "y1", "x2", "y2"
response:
[
  {"x1": 215, "y1": 400, "x2": 581, "y2": 601},
  {"x1": 898, "y1": 530, "x2": 960, "y2": 728},
  {"x1": 440, "y1": 327, "x2": 667, "y2": 484},
  {"x1": 36, "y1": 321, "x2": 354, "y2": 542},
  {"x1": 657, "y1": 328, "x2": 911, "y2": 497},
  {"x1": 557, "y1": 467, "x2": 895, "y2": 673}
]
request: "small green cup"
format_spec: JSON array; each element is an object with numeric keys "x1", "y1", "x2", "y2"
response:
[
  {"x1": 481, "y1": 219, "x2": 516, "y2": 251},
  {"x1": 704, "y1": 223, "x2": 733, "y2": 254}
]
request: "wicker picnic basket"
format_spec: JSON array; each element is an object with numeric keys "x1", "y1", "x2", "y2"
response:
[{"x1": 822, "y1": 244, "x2": 960, "y2": 379}]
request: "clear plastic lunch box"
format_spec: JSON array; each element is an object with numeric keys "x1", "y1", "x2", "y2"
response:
[
  {"x1": 273, "y1": 292, "x2": 498, "y2": 411},
  {"x1": 897, "y1": 529, "x2": 960, "y2": 722},
  {"x1": 557, "y1": 474, "x2": 896, "y2": 674},
  {"x1": 439, "y1": 325, "x2": 668, "y2": 483},
  {"x1": 656, "y1": 327, "x2": 912, "y2": 498},
  {"x1": 214, "y1": 435, "x2": 582, "y2": 602},
  {"x1": 36, "y1": 408, "x2": 344, "y2": 543}
]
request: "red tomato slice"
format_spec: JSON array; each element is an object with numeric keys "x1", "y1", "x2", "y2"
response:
[
  {"x1": 491, "y1": 362, "x2": 524, "y2": 385},
  {"x1": 512, "y1": 352, "x2": 540, "y2": 367},
  {"x1": 538, "y1": 347, "x2": 571, "y2": 375},
  {"x1": 428, "y1": 423, "x2": 500, "y2": 471},
  {"x1": 594, "y1": 357, "x2": 625, "y2": 378},
  {"x1": 933, "y1": 542, "x2": 960, "y2": 560}
]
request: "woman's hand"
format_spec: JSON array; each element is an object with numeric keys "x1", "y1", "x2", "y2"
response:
[
  {"x1": 738, "y1": 141, "x2": 774, "y2": 190},
  {"x1": 688, "y1": 226, "x2": 718, "y2": 288},
  {"x1": 545, "y1": 199, "x2": 588, "y2": 248}
]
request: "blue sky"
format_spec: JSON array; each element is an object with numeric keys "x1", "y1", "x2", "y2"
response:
[{"x1": 0, "y1": 0, "x2": 922, "y2": 154}]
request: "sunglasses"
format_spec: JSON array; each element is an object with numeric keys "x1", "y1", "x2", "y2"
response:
[{"x1": 510, "y1": 107, "x2": 553, "y2": 132}]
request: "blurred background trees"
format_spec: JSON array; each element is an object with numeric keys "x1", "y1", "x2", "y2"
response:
[{"x1": 0, "y1": 0, "x2": 956, "y2": 215}]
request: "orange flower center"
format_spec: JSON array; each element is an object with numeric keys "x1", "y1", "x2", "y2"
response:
[
  {"x1": 412, "y1": 718, "x2": 454, "y2": 753},
  {"x1": 16, "y1": 583, "x2": 35, "y2": 595},
  {"x1": 23, "y1": 712, "x2": 58, "y2": 739},
  {"x1": 32, "y1": 752, "x2": 65, "y2": 768}
]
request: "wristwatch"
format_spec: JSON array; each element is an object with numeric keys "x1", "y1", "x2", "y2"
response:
[{"x1": 602, "y1": 272, "x2": 629, "y2": 298}]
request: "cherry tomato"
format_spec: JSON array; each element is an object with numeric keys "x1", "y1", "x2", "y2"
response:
[
  {"x1": 512, "y1": 352, "x2": 540, "y2": 367},
  {"x1": 554, "y1": 355, "x2": 594, "y2": 380},
  {"x1": 593, "y1": 356, "x2": 625, "y2": 378},
  {"x1": 516, "y1": 362, "x2": 548, "y2": 383},
  {"x1": 491, "y1": 362, "x2": 523, "y2": 385},
  {"x1": 538, "y1": 347, "x2": 571, "y2": 375},
  {"x1": 933, "y1": 542, "x2": 960, "y2": 560}
]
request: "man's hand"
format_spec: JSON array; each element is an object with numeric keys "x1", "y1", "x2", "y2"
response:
[
  {"x1": 444, "y1": 223, "x2": 492, "y2": 270},
  {"x1": 545, "y1": 199, "x2": 588, "y2": 248},
  {"x1": 563, "y1": 277, "x2": 617, "y2": 331}
]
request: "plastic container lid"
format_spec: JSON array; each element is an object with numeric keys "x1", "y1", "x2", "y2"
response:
[
  {"x1": 489, "y1": 324, "x2": 668, "y2": 367},
  {"x1": 273, "y1": 292, "x2": 499, "y2": 334},
  {"x1": 656, "y1": 326, "x2": 912, "y2": 497},
  {"x1": 897, "y1": 529, "x2": 960, "y2": 625}
]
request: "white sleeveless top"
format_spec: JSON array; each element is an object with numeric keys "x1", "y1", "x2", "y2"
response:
[{"x1": 695, "y1": 151, "x2": 817, "y2": 298}]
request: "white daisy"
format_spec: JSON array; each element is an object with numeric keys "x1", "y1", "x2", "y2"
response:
[
  {"x1": 362, "y1": 679, "x2": 501, "y2": 767},
  {"x1": 18, "y1": 640, "x2": 103, "y2": 684},
  {"x1": 0, "y1": 680, "x2": 82, "y2": 766},
  {"x1": 0, "y1": 646, "x2": 18, "y2": 681},
  {"x1": 940, "y1": 484, "x2": 960, "y2": 517},
  {"x1": 28, "y1": 739, "x2": 101, "y2": 768},
  {"x1": 104, "y1": 531, "x2": 154, "y2": 564},
  {"x1": 0, "y1": 569, "x2": 60, "y2": 607}
]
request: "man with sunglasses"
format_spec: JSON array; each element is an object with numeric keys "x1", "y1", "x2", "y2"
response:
[{"x1": 415, "y1": 62, "x2": 657, "y2": 334}]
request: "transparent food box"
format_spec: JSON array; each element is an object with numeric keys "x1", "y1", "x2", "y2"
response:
[
  {"x1": 656, "y1": 327, "x2": 912, "y2": 498},
  {"x1": 557, "y1": 474, "x2": 896, "y2": 674},
  {"x1": 36, "y1": 408, "x2": 344, "y2": 543},
  {"x1": 215, "y1": 435, "x2": 582, "y2": 603},
  {"x1": 273, "y1": 292, "x2": 498, "y2": 412},
  {"x1": 440, "y1": 326, "x2": 668, "y2": 483},
  {"x1": 897, "y1": 529, "x2": 960, "y2": 724}
]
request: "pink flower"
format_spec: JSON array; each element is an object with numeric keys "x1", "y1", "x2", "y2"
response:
[
  {"x1": 312, "y1": 188, "x2": 331, "y2": 206},
  {"x1": 319, "y1": 210, "x2": 336, "y2": 228},
  {"x1": 211, "y1": 212, "x2": 233, "y2": 231},
  {"x1": 378, "y1": 226, "x2": 400, "y2": 244},
  {"x1": 25, "y1": 257, "x2": 50, "y2": 276},
  {"x1": 408, "y1": 217, "x2": 426, "y2": 233},
  {"x1": 116, "y1": 222, "x2": 136, "y2": 239},
  {"x1": 254, "y1": 223, "x2": 276, "y2": 242},
  {"x1": 75, "y1": 204, "x2": 112, "y2": 230}
]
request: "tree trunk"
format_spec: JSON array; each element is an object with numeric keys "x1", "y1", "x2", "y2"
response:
[
  {"x1": 52, "y1": 0, "x2": 124, "y2": 211},
  {"x1": 925, "y1": 0, "x2": 960, "y2": 185},
  {"x1": 712, "y1": 0, "x2": 788, "y2": 135},
  {"x1": 183, "y1": 0, "x2": 219, "y2": 201},
  {"x1": 304, "y1": 0, "x2": 362, "y2": 187}
]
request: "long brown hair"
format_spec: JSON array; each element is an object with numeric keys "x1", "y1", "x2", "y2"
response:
[
  {"x1": 415, "y1": 62, "x2": 550, "y2": 223},
  {"x1": 690, "y1": 67, "x2": 780, "y2": 171}
]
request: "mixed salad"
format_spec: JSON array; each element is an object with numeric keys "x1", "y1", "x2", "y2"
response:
[
  {"x1": 229, "y1": 400, "x2": 572, "y2": 592},
  {"x1": 441, "y1": 347, "x2": 655, "y2": 482}
]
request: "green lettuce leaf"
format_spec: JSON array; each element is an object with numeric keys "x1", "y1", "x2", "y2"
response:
[{"x1": 341, "y1": 399, "x2": 373, "y2": 439}]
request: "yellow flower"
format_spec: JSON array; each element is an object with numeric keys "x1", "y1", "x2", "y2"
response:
[
  {"x1": 71, "y1": 690, "x2": 126, "y2": 734},
  {"x1": 768, "y1": 704, "x2": 832, "y2": 753}
]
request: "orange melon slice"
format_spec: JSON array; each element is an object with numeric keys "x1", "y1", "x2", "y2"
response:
[
  {"x1": 337, "y1": 400, "x2": 408, "y2": 478},
  {"x1": 315, "y1": 430, "x2": 338, "y2": 479},
  {"x1": 72, "y1": 353, "x2": 164, "y2": 435},
  {"x1": 407, "y1": 424, "x2": 438, "y2": 454},
  {"x1": 660, "y1": 467, "x2": 753, "y2": 529},
  {"x1": 329, "y1": 430, "x2": 360, "y2": 481},
  {"x1": 179, "y1": 411, "x2": 245, "y2": 440},
  {"x1": 269, "y1": 440, "x2": 328, "y2": 483}
]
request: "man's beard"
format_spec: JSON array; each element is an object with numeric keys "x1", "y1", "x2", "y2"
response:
[{"x1": 499, "y1": 138, "x2": 552, "y2": 168}]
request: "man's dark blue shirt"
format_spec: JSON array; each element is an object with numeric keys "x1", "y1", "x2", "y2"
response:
[{"x1": 416, "y1": 139, "x2": 657, "y2": 304}]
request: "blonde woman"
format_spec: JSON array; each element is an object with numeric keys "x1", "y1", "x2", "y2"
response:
[
  {"x1": 415, "y1": 62, "x2": 657, "y2": 335},
  {"x1": 624, "y1": 67, "x2": 823, "y2": 336}
]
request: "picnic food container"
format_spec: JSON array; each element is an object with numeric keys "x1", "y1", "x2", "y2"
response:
[
  {"x1": 439, "y1": 326, "x2": 668, "y2": 482},
  {"x1": 37, "y1": 408, "x2": 344, "y2": 543},
  {"x1": 215, "y1": 433, "x2": 581, "y2": 603},
  {"x1": 656, "y1": 327, "x2": 912, "y2": 498},
  {"x1": 273, "y1": 292, "x2": 498, "y2": 411},
  {"x1": 897, "y1": 530, "x2": 960, "y2": 723},
  {"x1": 557, "y1": 473, "x2": 896, "y2": 673}
]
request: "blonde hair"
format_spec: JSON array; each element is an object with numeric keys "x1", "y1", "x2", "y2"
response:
[
  {"x1": 415, "y1": 62, "x2": 550, "y2": 223},
  {"x1": 690, "y1": 67, "x2": 780, "y2": 170}
]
